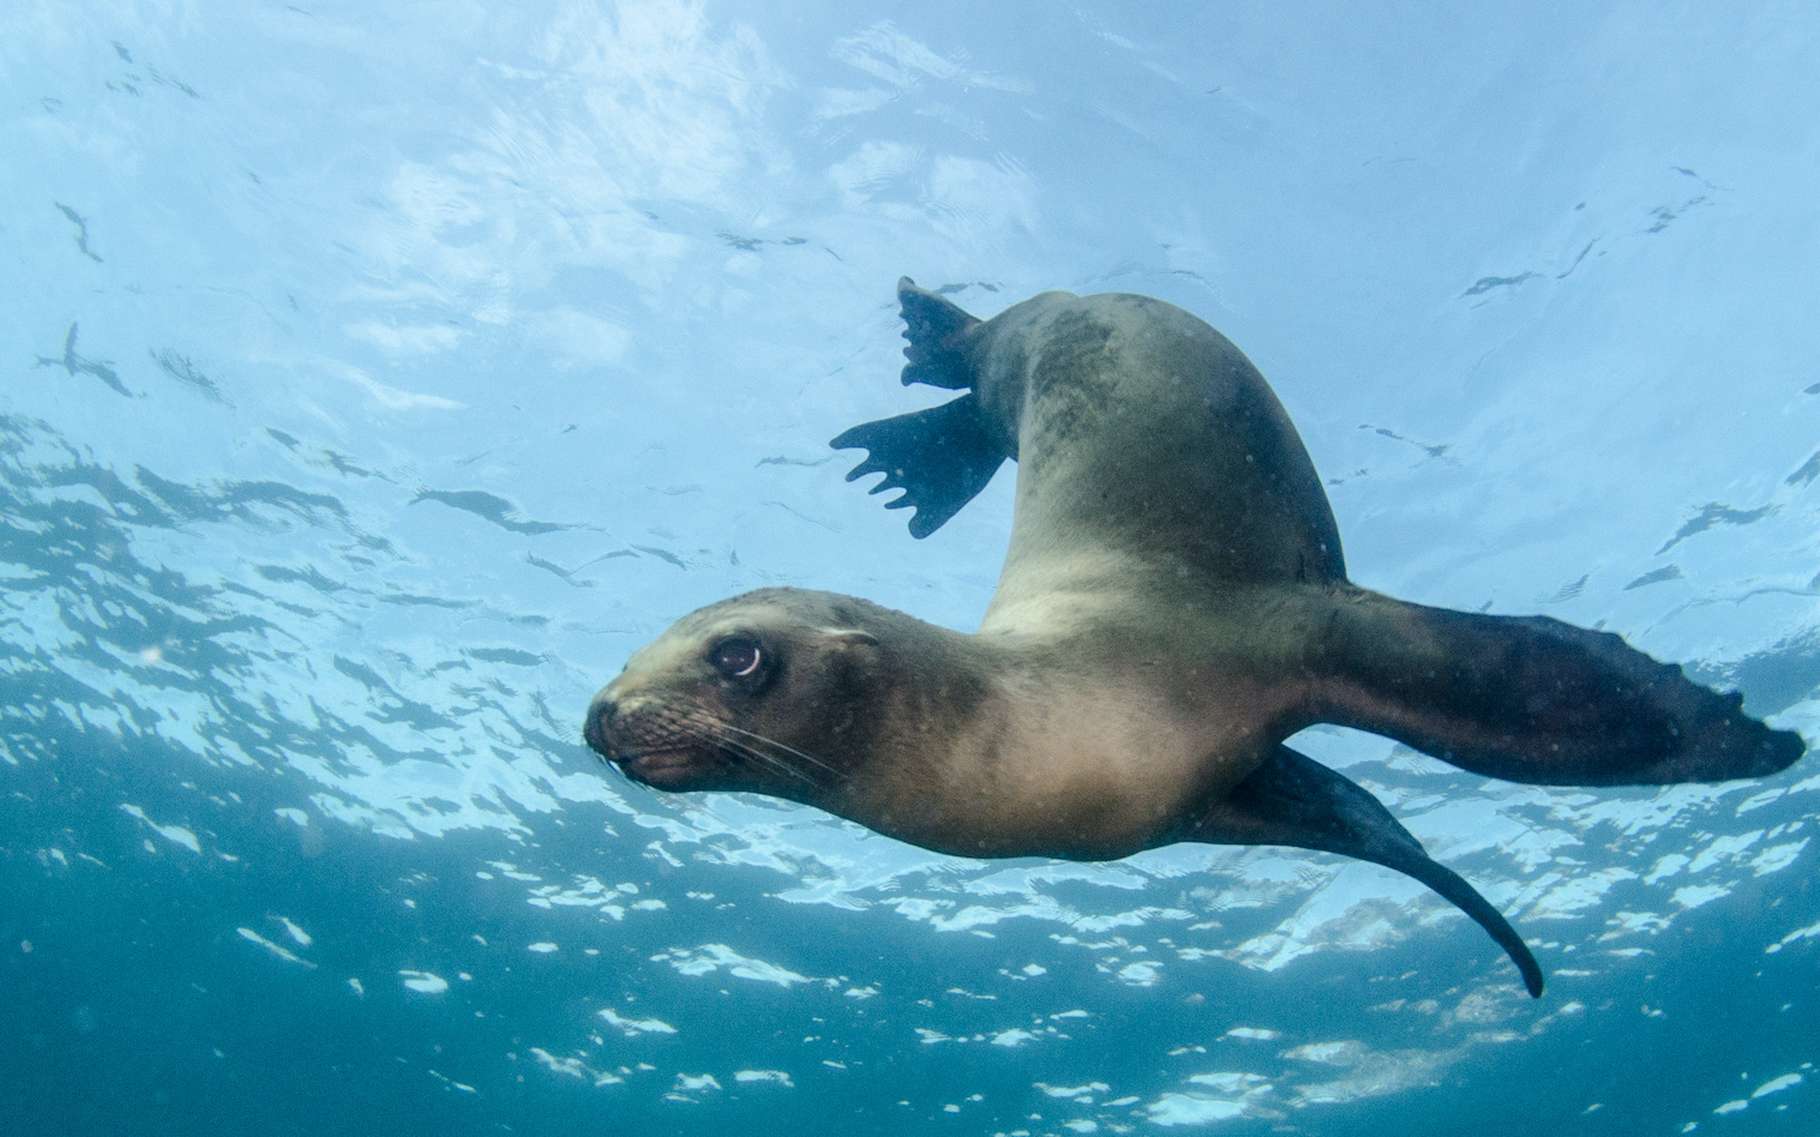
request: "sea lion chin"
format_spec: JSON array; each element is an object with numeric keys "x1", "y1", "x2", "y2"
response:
[{"x1": 585, "y1": 277, "x2": 1807, "y2": 999}]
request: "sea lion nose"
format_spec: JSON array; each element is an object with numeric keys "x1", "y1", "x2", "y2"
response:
[{"x1": 583, "y1": 692, "x2": 619, "y2": 758}]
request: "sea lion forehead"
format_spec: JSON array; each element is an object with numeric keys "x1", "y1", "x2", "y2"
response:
[
  {"x1": 675, "y1": 586, "x2": 854, "y2": 633},
  {"x1": 630, "y1": 588, "x2": 859, "y2": 665}
]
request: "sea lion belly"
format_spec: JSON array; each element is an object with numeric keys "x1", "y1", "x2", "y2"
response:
[{"x1": 845, "y1": 659, "x2": 1279, "y2": 862}]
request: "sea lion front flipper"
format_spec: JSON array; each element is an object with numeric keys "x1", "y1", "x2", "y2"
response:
[
  {"x1": 830, "y1": 393, "x2": 1007, "y2": 538},
  {"x1": 896, "y1": 276, "x2": 982, "y2": 389},
  {"x1": 1318, "y1": 592, "x2": 1807, "y2": 786},
  {"x1": 1194, "y1": 745, "x2": 1544, "y2": 997}
]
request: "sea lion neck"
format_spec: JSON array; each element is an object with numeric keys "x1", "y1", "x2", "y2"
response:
[{"x1": 832, "y1": 599, "x2": 1010, "y2": 740}]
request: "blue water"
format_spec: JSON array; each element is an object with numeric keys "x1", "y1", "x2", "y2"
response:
[{"x1": 3, "y1": 3, "x2": 1817, "y2": 1134}]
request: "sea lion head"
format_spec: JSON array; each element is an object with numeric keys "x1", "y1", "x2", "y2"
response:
[{"x1": 583, "y1": 588, "x2": 887, "y2": 798}]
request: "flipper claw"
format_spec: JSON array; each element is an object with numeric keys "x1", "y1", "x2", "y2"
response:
[
  {"x1": 830, "y1": 393, "x2": 1006, "y2": 538},
  {"x1": 896, "y1": 277, "x2": 982, "y2": 389},
  {"x1": 827, "y1": 276, "x2": 1007, "y2": 537}
]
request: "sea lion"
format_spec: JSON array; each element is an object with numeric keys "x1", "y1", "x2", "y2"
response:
[{"x1": 584, "y1": 279, "x2": 1806, "y2": 997}]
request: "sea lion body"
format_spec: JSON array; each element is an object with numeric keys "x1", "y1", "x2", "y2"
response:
[
  {"x1": 902, "y1": 288, "x2": 1347, "y2": 848},
  {"x1": 586, "y1": 279, "x2": 1807, "y2": 997}
]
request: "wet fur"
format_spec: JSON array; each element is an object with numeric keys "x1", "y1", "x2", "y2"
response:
[{"x1": 588, "y1": 280, "x2": 1807, "y2": 999}]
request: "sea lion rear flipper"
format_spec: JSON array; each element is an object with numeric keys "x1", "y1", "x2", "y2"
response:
[
  {"x1": 830, "y1": 393, "x2": 1007, "y2": 538},
  {"x1": 896, "y1": 276, "x2": 982, "y2": 389},
  {"x1": 1318, "y1": 593, "x2": 1807, "y2": 785},
  {"x1": 1198, "y1": 746, "x2": 1544, "y2": 997}
]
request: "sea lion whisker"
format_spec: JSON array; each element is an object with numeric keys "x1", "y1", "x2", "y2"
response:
[
  {"x1": 716, "y1": 723, "x2": 844, "y2": 779},
  {"x1": 708, "y1": 734, "x2": 813, "y2": 784},
  {"x1": 704, "y1": 728, "x2": 834, "y2": 787},
  {"x1": 661, "y1": 720, "x2": 776, "y2": 769},
  {"x1": 667, "y1": 721, "x2": 818, "y2": 786}
]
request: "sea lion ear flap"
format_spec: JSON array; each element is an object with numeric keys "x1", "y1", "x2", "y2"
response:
[
  {"x1": 897, "y1": 276, "x2": 981, "y2": 390},
  {"x1": 819, "y1": 627, "x2": 881, "y2": 650}
]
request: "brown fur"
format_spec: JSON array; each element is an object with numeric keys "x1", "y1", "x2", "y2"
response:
[{"x1": 585, "y1": 280, "x2": 1805, "y2": 997}]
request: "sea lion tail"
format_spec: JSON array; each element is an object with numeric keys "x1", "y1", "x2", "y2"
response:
[
  {"x1": 1316, "y1": 590, "x2": 1807, "y2": 786},
  {"x1": 895, "y1": 276, "x2": 981, "y2": 389},
  {"x1": 1201, "y1": 745, "x2": 1544, "y2": 997},
  {"x1": 830, "y1": 394, "x2": 1007, "y2": 539}
]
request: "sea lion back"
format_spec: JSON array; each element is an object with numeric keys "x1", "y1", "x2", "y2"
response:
[
  {"x1": 832, "y1": 280, "x2": 1347, "y2": 594},
  {"x1": 978, "y1": 289, "x2": 1346, "y2": 590}
]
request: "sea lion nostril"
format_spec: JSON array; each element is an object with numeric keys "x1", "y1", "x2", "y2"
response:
[{"x1": 584, "y1": 696, "x2": 618, "y2": 755}]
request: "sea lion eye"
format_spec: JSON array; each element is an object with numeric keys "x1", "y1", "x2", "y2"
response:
[{"x1": 709, "y1": 636, "x2": 764, "y2": 679}]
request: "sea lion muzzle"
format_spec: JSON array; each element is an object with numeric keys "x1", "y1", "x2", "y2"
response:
[{"x1": 581, "y1": 694, "x2": 617, "y2": 760}]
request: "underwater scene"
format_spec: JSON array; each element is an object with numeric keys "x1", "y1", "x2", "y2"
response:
[{"x1": 3, "y1": 3, "x2": 1817, "y2": 1135}]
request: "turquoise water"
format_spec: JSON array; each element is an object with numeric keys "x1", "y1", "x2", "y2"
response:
[{"x1": 3, "y1": 4, "x2": 1817, "y2": 1134}]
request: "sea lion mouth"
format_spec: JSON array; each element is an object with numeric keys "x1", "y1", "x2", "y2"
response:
[{"x1": 618, "y1": 748, "x2": 702, "y2": 787}]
